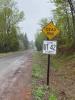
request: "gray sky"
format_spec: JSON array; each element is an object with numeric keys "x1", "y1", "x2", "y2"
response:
[{"x1": 17, "y1": 0, "x2": 55, "y2": 41}]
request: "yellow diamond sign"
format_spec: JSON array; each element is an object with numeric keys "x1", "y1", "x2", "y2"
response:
[{"x1": 42, "y1": 22, "x2": 60, "y2": 40}]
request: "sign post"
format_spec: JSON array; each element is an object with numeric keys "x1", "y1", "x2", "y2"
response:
[
  {"x1": 47, "y1": 54, "x2": 50, "y2": 85},
  {"x1": 43, "y1": 40, "x2": 57, "y2": 85},
  {"x1": 42, "y1": 22, "x2": 59, "y2": 86}
]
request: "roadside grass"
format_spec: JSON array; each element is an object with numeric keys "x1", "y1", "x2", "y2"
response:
[
  {"x1": 32, "y1": 51, "x2": 47, "y2": 100},
  {"x1": 49, "y1": 94, "x2": 57, "y2": 100},
  {"x1": 0, "y1": 52, "x2": 16, "y2": 58},
  {"x1": 32, "y1": 51, "x2": 57, "y2": 100},
  {"x1": 33, "y1": 85, "x2": 46, "y2": 100},
  {"x1": 0, "y1": 52, "x2": 16, "y2": 57},
  {"x1": 32, "y1": 64, "x2": 44, "y2": 79},
  {"x1": 0, "y1": 53, "x2": 8, "y2": 57},
  {"x1": 0, "y1": 50, "x2": 26, "y2": 58},
  {"x1": 32, "y1": 51, "x2": 75, "y2": 99}
]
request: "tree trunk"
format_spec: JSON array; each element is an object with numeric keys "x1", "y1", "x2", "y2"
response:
[{"x1": 68, "y1": 0, "x2": 75, "y2": 38}]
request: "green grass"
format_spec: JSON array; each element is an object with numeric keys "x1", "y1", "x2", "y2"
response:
[
  {"x1": 32, "y1": 51, "x2": 75, "y2": 100},
  {"x1": 33, "y1": 86, "x2": 45, "y2": 100},
  {"x1": 49, "y1": 94, "x2": 57, "y2": 100},
  {"x1": 32, "y1": 51, "x2": 75, "y2": 99},
  {"x1": 32, "y1": 51, "x2": 58, "y2": 100},
  {"x1": 32, "y1": 51, "x2": 49, "y2": 99},
  {"x1": 32, "y1": 51, "x2": 47, "y2": 79},
  {"x1": 32, "y1": 64, "x2": 44, "y2": 79}
]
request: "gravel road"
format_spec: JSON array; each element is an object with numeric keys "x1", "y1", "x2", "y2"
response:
[{"x1": 0, "y1": 50, "x2": 32, "y2": 100}]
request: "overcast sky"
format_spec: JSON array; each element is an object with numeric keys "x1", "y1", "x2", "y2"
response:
[{"x1": 17, "y1": 0, "x2": 55, "y2": 41}]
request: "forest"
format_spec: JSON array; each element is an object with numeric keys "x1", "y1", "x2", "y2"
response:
[
  {"x1": 35, "y1": 0, "x2": 75, "y2": 55},
  {"x1": 0, "y1": 0, "x2": 29, "y2": 52}
]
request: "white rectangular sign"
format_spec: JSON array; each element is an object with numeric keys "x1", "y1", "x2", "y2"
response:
[{"x1": 43, "y1": 40, "x2": 57, "y2": 54}]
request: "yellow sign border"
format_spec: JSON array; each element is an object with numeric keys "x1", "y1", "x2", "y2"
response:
[{"x1": 42, "y1": 22, "x2": 60, "y2": 40}]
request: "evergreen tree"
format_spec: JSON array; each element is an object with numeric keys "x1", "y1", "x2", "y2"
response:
[{"x1": 23, "y1": 33, "x2": 29, "y2": 49}]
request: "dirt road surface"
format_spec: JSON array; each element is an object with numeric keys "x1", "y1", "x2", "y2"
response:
[{"x1": 0, "y1": 50, "x2": 32, "y2": 100}]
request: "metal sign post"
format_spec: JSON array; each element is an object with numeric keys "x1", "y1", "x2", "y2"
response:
[
  {"x1": 42, "y1": 22, "x2": 60, "y2": 86},
  {"x1": 43, "y1": 40, "x2": 57, "y2": 85},
  {"x1": 47, "y1": 54, "x2": 50, "y2": 85}
]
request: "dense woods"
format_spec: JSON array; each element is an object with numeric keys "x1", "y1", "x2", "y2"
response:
[
  {"x1": 35, "y1": 0, "x2": 75, "y2": 54},
  {"x1": 0, "y1": 0, "x2": 29, "y2": 52},
  {"x1": 51, "y1": 0, "x2": 75, "y2": 54}
]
